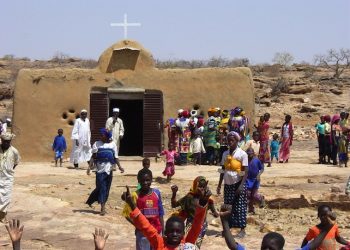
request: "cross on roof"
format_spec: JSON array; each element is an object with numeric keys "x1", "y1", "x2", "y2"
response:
[{"x1": 110, "y1": 14, "x2": 141, "y2": 40}]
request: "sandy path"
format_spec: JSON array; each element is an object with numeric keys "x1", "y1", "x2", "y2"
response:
[{"x1": 0, "y1": 145, "x2": 349, "y2": 249}]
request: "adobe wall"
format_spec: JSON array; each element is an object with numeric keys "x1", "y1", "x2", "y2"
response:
[{"x1": 12, "y1": 40, "x2": 254, "y2": 161}]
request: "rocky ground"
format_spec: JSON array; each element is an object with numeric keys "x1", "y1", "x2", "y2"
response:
[
  {"x1": 0, "y1": 58, "x2": 349, "y2": 249},
  {"x1": 0, "y1": 141, "x2": 349, "y2": 250}
]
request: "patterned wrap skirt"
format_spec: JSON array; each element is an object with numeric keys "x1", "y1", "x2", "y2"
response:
[{"x1": 224, "y1": 181, "x2": 247, "y2": 228}]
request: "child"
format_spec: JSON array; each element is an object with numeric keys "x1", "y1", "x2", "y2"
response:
[
  {"x1": 189, "y1": 132, "x2": 206, "y2": 165},
  {"x1": 246, "y1": 148, "x2": 265, "y2": 214},
  {"x1": 161, "y1": 143, "x2": 179, "y2": 182},
  {"x1": 171, "y1": 176, "x2": 219, "y2": 248},
  {"x1": 136, "y1": 158, "x2": 151, "y2": 191},
  {"x1": 270, "y1": 133, "x2": 279, "y2": 163},
  {"x1": 301, "y1": 205, "x2": 349, "y2": 250},
  {"x1": 243, "y1": 131, "x2": 260, "y2": 156},
  {"x1": 52, "y1": 128, "x2": 67, "y2": 167},
  {"x1": 219, "y1": 204, "x2": 336, "y2": 250},
  {"x1": 122, "y1": 168, "x2": 164, "y2": 250},
  {"x1": 123, "y1": 181, "x2": 210, "y2": 250}
]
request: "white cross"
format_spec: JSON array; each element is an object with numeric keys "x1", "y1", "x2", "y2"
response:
[{"x1": 110, "y1": 14, "x2": 141, "y2": 40}]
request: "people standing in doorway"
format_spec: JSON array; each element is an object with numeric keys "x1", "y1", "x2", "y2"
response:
[
  {"x1": 105, "y1": 108, "x2": 125, "y2": 153},
  {"x1": 70, "y1": 109, "x2": 92, "y2": 169},
  {"x1": 0, "y1": 132, "x2": 20, "y2": 223}
]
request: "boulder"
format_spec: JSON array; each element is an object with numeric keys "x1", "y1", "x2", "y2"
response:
[
  {"x1": 300, "y1": 105, "x2": 318, "y2": 113},
  {"x1": 329, "y1": 88, "x2": 343, "y2": 95},
  {"x1": 260, "y1": 98, "x2": 271, "y2": 107},
  {"x1": 290, "y1": 97, "x2": 310, "y2": 103},
  {"x1": 287, "y1": 85, "x2": 312, "y2": 94}
]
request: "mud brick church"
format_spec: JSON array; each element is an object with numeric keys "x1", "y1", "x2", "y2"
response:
[{"x1": 12, "y1": 40, "x2": 254, "y2": 161}]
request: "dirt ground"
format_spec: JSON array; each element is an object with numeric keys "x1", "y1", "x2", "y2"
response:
[{"x1": 0, "y1": 141, "x2": 349, "y2": 250}]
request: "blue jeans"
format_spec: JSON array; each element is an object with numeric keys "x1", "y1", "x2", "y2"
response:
[{"x1": 135, "y1": 229, "x2": 151, "y2": 250}]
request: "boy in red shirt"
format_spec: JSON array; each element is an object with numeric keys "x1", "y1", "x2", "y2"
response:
[
  {"x1": 123, "y1": 182, "x2": 211, "y2": 250},
  {"x1": 123, "y1": 168, "x2": 164, "y2": 250}
]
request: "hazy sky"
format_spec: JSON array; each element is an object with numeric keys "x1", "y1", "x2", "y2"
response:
[{"x1": 1, "y1": 0, "x2": 349, "y2": 63}]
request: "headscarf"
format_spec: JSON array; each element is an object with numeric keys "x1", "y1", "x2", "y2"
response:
[
  {"x1": 227, "y1": 131, "x2": 241, "y2": 141},
  {"x1": 189, "y1": 176, "x2": 206, "y2": 195},
  {"x1": 324, "y1": 115, "x2": 331, "y2": 123},
  {"x1": 0, "y1": 132, "x2": 15, "y2": 141},
  {"x1": 331, "y1": 114, "x2": 340, "y2": 124},
  {"x1": 99, "y1": 128, "x2": 112, "y2": 140}
]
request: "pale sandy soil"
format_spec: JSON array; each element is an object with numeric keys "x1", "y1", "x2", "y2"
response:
[{"x1": 0, "y1": 141, "x2": 349, "y2": 250}]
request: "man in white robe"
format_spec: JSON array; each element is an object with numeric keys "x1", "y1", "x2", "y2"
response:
[
  {"x1": 105, "y1": 108, "x2": 124, "y2": 153},
  {"x1": 0, "y1": 132, "x2": 20, "y2": 223},
  {"x1": 70, "y1": 109, "x2": 92, "y2": 168}
]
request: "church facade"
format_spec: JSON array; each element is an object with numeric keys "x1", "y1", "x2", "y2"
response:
[{"x1": 13, "y1": 40, "x2": 255, "y2": 161}]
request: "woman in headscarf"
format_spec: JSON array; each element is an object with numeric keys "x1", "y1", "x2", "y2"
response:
[
  {"x1": 217, "y1": 131, "x2": 249, "y2": 238},
  {"x1": 323, "y1": 115, "x2": 332, "y2": 164},
  {"x1": 86, "y1": 128, "x2": 124, "y2": 215},
  {"x1": 279, "y1": 115, "x2": 294, "y2": 163},
  {"x1": 258, "y1": 113, "x2": 272, "y2": 167},
  {"x1": 331, "y1": 114, "x2": 342, "y2": 165},
  {"x1": 171, "y1": 176, "x2": 219, "y2": 248}
]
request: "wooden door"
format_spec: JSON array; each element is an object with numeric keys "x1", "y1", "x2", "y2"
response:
[
  {"x1": 90, "y1": 92, "x2": 109, "y2": 144},
  {"x1": 143, "y1": 90, "x2": 163, "y2": 157}
]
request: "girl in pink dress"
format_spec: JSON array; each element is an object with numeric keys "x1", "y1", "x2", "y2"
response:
[{"x1": 161, "y1": 143, "x2": 179, "y2": 182}]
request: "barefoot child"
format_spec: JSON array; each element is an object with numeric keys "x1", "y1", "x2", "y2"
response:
[
  {"x1": 246, "y1": 148, "x2": 265, "y2": 214},
  {"x1": 171, "y1": 176, "x2": 219, "y2": 248},
  {"x1": 301, "y1": 205, "x2": 349, "y2": 249},
  {"x1": 123, "y1": 182, "x2": 210, "y2": 250},
  {"x1": 161, "y1": 143, "x2": 178, "y2": 182},
  {"x1": 52, "y1": 128, "x2": 67, "y2": 167},
  {"x1": 122, "y1": 168, "x2": 165, "y2": 250},
  {"x1": 270, "y1": 133, "x2": 279, "y2": 163}
]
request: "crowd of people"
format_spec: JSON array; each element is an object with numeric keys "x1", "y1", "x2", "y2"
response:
[
  {"x1": 315, "y1": 112, "x2": 349, "y2": 167},
  {"x1": 1, "y1": 105, "x2": 350, "y2": 249},
  {"x1": 162, "y1": 107, "x2": 294, "y2": 181}
]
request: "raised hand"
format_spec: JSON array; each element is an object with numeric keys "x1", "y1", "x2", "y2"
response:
[
  {"x1": 124, "y1": 186, "x2": 136, "y2": 210},
  {"x1": 5, "y1": 219, "x2": 24, "y2": 249},
  {"x1": 171, "y1": 185, "x2": 178, "y2": 194},
  {"x1": 93, "y1": 228, "x2": 109, "y2": 250}
]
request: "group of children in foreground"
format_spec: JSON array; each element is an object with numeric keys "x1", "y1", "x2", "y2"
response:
[{"x1": 4, "y1": 195, "x2": 350, "y2": 250}]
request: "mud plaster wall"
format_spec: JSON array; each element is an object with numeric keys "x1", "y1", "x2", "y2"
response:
[{"x1": 13, "y1": 40, "x2": 254, "y2": 161}]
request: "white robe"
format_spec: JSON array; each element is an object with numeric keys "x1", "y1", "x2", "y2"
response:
[
  {"x1": 0, "y1": 146, "x2": 20, "y2": 212},
  {"x1": 70, "y1": 118, "x2": 92, "y2": 164},
  {"x1": 105, "y1": 117, "x2": 124, "y2": 151}
]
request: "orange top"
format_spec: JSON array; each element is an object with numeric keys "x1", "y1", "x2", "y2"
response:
[
  {"x1": 130, "y1": 205, "x2": 206, "y2": 250},
  {"x1": 305, "y1": 224, "x2": 339, "y2": 250}
]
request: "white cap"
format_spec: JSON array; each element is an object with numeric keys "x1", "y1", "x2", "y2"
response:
[
  {"x1": 80, "y1": 109, "x2": 88, "y2": 113},
  {"x1": 6, "y1": 118, "x2": 11, "y2": 122},
  {"x1": 178, "y1": 109, "x2": 184, "y2": 114},
  {"x1": 113, "y1": 108, "x2": 120, "y2": 112}
]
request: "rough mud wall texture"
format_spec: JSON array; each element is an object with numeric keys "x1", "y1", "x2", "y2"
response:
[
  {"x1": 13, "y1": 68, "x2": 110, "y2": 161},
  {"x1": 113, "y1": 67, "x2": 255, "y2": 125},
  {"x1": 13, "y1": 40, "x2": 254, "y2": 161}
]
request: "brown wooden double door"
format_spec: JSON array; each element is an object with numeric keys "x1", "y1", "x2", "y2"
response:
[{"x1": 89, "y1": 89, "x2": 163, "y2": 157}]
